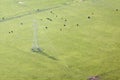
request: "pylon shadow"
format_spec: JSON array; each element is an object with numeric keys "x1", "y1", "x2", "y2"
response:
[
  {"x1": 40, "y1": 51, "x2": 58, "y2": 61},
  {"x1": 32, "y1": 50, "x2": 58, "y2": 61}
]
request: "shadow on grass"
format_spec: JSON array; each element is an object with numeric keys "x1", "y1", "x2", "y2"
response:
[
  {"x1": 34, "y1": 50, "x2": 58, "y2": 61},
  {"x1": 4, "y1": 44, "x2": 58, "y2": 61}
]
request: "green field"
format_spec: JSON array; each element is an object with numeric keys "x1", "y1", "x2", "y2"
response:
[{"x1": 0, "y1": 0, "x2": 120, "y2": 80}]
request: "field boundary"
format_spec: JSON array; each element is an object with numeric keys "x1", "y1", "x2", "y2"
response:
[
  {"x1": 0, "y1": 0, "x2": 73, "y2": 23},
  {"x1": 0, "y1": 6, "x2": 60, "y2": 23}
]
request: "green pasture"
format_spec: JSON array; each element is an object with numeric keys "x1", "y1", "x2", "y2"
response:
[{"x1": 0, "y1": 0, "x2": 120, "y2": 80}]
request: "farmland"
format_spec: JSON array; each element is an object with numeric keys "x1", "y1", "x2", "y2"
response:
[{"x1": 0, "y1": 0, "x2": 120, "y2": 80}]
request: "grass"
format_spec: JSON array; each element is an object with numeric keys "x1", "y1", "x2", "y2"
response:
[{"x1": 0, "y1": 0, "x2": 120, "y2": 80}]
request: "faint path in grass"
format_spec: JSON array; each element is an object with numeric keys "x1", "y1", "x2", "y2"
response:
[{"x1": 99, "y1": 68, "x2": 120, "y2": 79}]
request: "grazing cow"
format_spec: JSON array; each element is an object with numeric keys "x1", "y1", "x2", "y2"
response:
[
  {"x1": 20, "y1": 22, "x2": 23, "y2": 25},
  {"x1": 92, "y1": 12, "x2": 94, "y2": 15},
  {"x1": 60, "y1": 28, "x2": 62, "y2": 31},
  {"x1": 64, "y1": 24, "x2": 66, "y2": 26},
  {"x1": 88, "y1": 16, "x2": 91, "y2": 19},
  {"x1": 116, "y1": 9, "x2": 118, "y2": 11},
  {"x1": 45, "y1": 26, "x2": 48, "y2": 29},
  {"x1": 50, "y1": 11, "x2": 53, "y2": 13},
  {"x1": 65, "y1": 19, "x2": 67, "y2": 21},
  {"x1": 46, "y1": 18, "x2": 52, "y2": 21},
  {"x1": 11, "y1": 31, "x2": 13, "y2": 33},
  {"x1": 2, "y1": 17, "x2": 5, "y2": 20},
  {"x1": 77, "y1": 24, "x2": 79, "y2": 26},
  {"x1": 36, "y1": 9, "x2": 40, "y2": 12}
]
